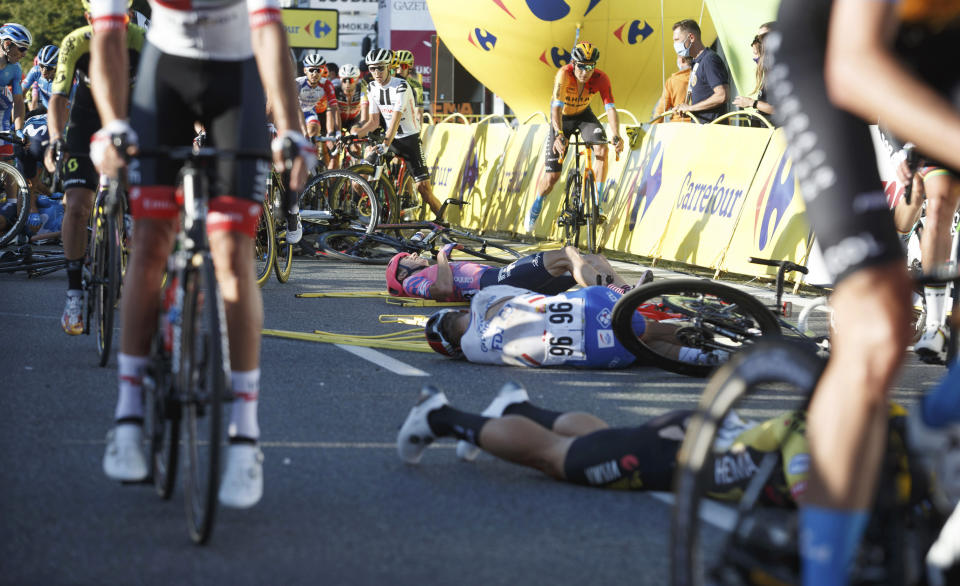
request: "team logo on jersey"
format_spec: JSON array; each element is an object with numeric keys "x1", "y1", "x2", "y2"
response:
[
  {"x1": 606, "y1": 291, "x2": 618, "y2": 303},
  {"x1": 788, "y1": 453, "x2": 810, "y2": 476},
  {"x1": 613, "y1": 20, "x2": 654, "y2": 44},
  {"x1": 597, "y1": 329, "x2": 615, "y2": 348},
  {"x1": 491, "y1": 331, "x2": 504, "y2": 351},
  {"x1": 596, "y1": 307, "x2": 612, "y2": 328},
  {"x1": 755, "y1": 154, "x2": 796, "y2": 251}
]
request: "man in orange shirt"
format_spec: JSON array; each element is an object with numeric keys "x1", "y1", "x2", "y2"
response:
[
  {"x1": 653, "y1": 56, "x2": 692, "y2": 123},
  {"x1": 524, "y1": 42, "x2": 623, "y2": 233}
]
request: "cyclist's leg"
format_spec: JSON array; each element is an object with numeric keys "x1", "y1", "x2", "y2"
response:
[
  {"x1": 541, "y1": 246, "x2": 620, "y2": 287},
  {"x1": 578, "y1": 109, "x2": 609, "y2": 211},
  {"x1": 526, "y1": 121, "x2": 567, "y2": 230},
  {"x1": 391, "y1": 134, "x2": 441, "y2": 216},
  {"x1": 918, "y1": 171, "x2": 960, "y2": 337},
  {"x1": 769, "y1": 0, "x2": 914, "y2": 582},
  {"x1": 59, "y1": 153, "x2": 97, "y2": 335}
]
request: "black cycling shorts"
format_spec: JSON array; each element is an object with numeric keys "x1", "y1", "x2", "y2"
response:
[
  {"x1": 390, "y1": 134, "x2": 430, "y2": 183},
  {"x1": 63, "y1": 104, "x2": 100, "y2": 191},
  {"x1": 478, "y1": 252, "x2": 577, "y2": 294},
  {"x1": 130, "y1": 43, "x2": 271, "y2": 201},
  {"x1": 770, "y1": 0, "x2": 960, "y2": 283},
  {"x1": 544, "y1": 109, "x2": 607, "y2": 174},
  {"x1": 562, "y1": 410, "x2": 692, "y2": 490}
]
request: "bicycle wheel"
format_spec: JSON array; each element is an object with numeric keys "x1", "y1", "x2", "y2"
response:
[
  {"x1": 0, "y1": 160, "x2": 30, "y2": 248},
  {"x1": 178, "y1": 255, "x2": 230, "y2": 544},
  {"x1": 254, "y1": 200, "x2": 275, "y2": 287},
  {"x1": 583, "y1": 170, "x2": 599, "y2": 254},
  {"x1": 397, "y1": 173, "x2": 422, "y2": 221},
  {"x1": 611, "y1": 279, "x2": 782, "y2": 377},
  {"x1": 671, "y1": 340, "x2": 823, "y2": 586},
  {"x1": 95, "y1": 208, "x2": 122, "y2": 366},
  {"x1": 145, "y1": 327, "x2": 180, "y2": 500},
  {"x1": 318, "y1": 229, "x2": 403, "y2": 264},
  {"x1": 443, "y1": 230, "x2": 523, "y2": 264},
  {"x1": 299, "y1": 170, "x2": 381, "y2": 240},
  {"x1": 560, "y1": 170, "x2": 581, "y2": 248},
  {"x1": 348, "y1": 162, "x2": 401, "y2": 223},
  {"x1": 264, "y1": 174, "x2": 294, "y2": 282}
]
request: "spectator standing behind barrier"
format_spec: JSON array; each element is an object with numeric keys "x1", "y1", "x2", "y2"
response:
[
  {"x1": 672, "y1": 19, "x2": 729, "y2": 123},
  {"x1": 732, "y1": 33, "x2": 775, "y2": 126},
  {"x1": 653, "y1": 56, "x2": 692, "y2": 123}
]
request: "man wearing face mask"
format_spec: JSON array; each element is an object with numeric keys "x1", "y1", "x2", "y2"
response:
[{"x1": 672, "y1": 19, "x2": 729, "y2": 123}]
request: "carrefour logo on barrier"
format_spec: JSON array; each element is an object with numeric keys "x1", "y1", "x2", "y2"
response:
[
  {"x1": 614, "y1": 20, "x2": 653, "y2": 44},
  {"x1": 755, "y1": 155, "x2": 795, "y2": 250},
  {"x1": 676, "y1": 172, "x2": 745, "y2": 219},
  {"x1": 468, "y1": 28, "x2": 497, "y2": 51},
  {"x1": 305, "y1": 19, "x2": 332, "y2": 39},
  {"x1": 626, "y1": 141, "x2": 663, "y2": 231}
]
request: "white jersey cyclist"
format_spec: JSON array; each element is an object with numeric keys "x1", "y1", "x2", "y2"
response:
[
  {"x1": 366, "y1": 76, "x2": 419, "y2": 139},
  {"x1": 89, "y1": 0, "x2": 280, "y2": 60},
  {"x1": 295, "y1": 75, "x2": 336, "y2": 115},
  {"x1": 460, "y1": 285, "x2": 642, "y2": 369}
]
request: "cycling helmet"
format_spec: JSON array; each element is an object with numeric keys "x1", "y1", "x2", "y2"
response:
[
  {"x1": 393, "y1": 50, "x2": 414, "y2": 68},
  {"x1": 339, "y1": 63, "x2": 360, "y2": 80},
  {"x1": 386, "y1": 252, "x2": 412, "y2": 296},
  {"x1": 303, "y1": 53, "x2": 326, "y2": 68},
  {"x1": 365, "y1": 48, "x2": 393, "y2": 66},
  {"x1": 424, "y1": 309, "x2": 466, "y2": 358},
  {"x1": 36, "y1": 45, "x2": 59, "y2": 68},
  {"x1": 80, "y1": 0, "x2": 132, "y2": 13},
  {"x1": 571, "y1": 41, "x2": 599, "y2": 64},
  {"x1": 0, "y1": 23, "x2": 33, "y2": 49}
]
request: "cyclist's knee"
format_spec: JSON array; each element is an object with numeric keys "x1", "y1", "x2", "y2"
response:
[{"x1": 542, "y1": 172, "x2": 560, "y2": 190}]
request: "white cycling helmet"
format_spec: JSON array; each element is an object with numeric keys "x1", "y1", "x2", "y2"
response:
[
  {"x1": 339, "y1": 63, "x2": 360, "y2": 80},
  {"x1": 365, "y1": 48, "x2": 393, "y2": 66},
  {"x1": 303, "y1": 53, "x2": 326, "y2": 68}
]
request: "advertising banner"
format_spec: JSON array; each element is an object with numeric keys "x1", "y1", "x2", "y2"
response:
[
  {"x1": 484, "y1": 124, "x2": 548, "y2": 234},
  {"x1": 722, "y1": 129, "x2": 812, "y2": 277},
  {"x1": 423, "y1": 123, "x2": 477, "y2": 224},
  {"x1": 646, "y1": 124, "x2": 772, "y2": 267},
  {"x1": 380, "y1": 0, "x2": 436, "y2": 91},
  {"x1": 283, "y1": 9, "x2": 339, "y2": 50},
  {"x1": 595, "y1": 126, "x2": 647, "y2": 253},
  {"x1": 457, "y1": 122, "x2": 514, "y2": 232}
]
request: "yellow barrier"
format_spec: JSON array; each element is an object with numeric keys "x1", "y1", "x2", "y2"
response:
[
  {"x1": 483, "y1": 123, "x2": 549, "y2": 234},
  {"x1": 423, "y1": 123, "x2": 478, "y2": 225},
  {"x1": 456, "y1": 121, "x2": 514, "y2": 232}
]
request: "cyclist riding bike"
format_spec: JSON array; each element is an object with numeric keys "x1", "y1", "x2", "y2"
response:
[
  {"x1": 387, "y1": 244, "x2": 647, "y2": 302},
  {"x1": 524, "y1": 41, "x2": 623, "y2": 233},
  {"x1": 86, "y1": 0, "x2": 316, "y2": 509},
  {"x1": 767, "y1": 0, "x2": 960, "y2": 583},
  {"x1": 20, "y1": 45, "x2": 59, "y2": 117},
  {"x1": 0, "y1": 23, "x2": 31, "y2": 160},
  {"x1": 351, "y1": 48, "x2": 443, "y2": 218},
  {"x1": 336, "y1": 63, "x2": 366, "y2": 132},
  {"x1": 391, "y1": 49, "x2": 424, "y2": 121},
  {"x1": 45, "y1": 2, "x2": 145, "y2": 336},
  {"x1": 297, "y1": 53, "x2": 340, "y2": 170}
]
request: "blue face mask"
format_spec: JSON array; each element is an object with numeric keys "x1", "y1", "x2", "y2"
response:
[{"x1": 674, "y1": 39, "x2": 690, "y2": 58}]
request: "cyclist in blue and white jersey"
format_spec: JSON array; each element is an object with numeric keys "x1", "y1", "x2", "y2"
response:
[
  {"x1": 20, "y1": 45, "x2": 58, "y2": 116},
  {"x1": 351, "y1": 48, "x2": 443, "y2": 217},
  {"x1": 86, "y1": 0, "x2": 316, "y2": 510},
  {"x1": 296, "y1": 53, "x2": 339, "y2": 147},
  {"x1": 0, "y1": 23, "x2": 32, "y2": 159}
]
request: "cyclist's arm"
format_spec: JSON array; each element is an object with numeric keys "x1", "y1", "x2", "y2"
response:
[
  {"x1": 825, "y1": 0, "x2": 960, "y2": 169},
  {"x1": 606, "y1": 106, "x2": 622, "y2": 152},
  {"x1": 89, "y1": 15, "x2": 130, "y2": 125},
  {"x1": 47, "y1": 94, "x2": 68, "y2": 143},
  {"x1": 430, "y1": 250, "x2": 455, "y2": 300},
  {"x1": 12, "y1": 94, "x2": 25, "y2": 131}
]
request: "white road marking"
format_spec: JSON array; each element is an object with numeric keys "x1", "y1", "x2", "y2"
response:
[
  {"x1": 335, "y1": 344, "x2": 429, "y2": 376},
  {"x1": 0, "y1": 311, "x2": 59, "y2": 320},
  {"x1": 649, "y1": 491, "x2": 737, "y2": 532}
]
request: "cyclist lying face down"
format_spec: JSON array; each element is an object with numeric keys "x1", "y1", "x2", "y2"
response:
[
  {"x1": 423, "y1": 284, "x2": 726, "y2": 369},
  {"x1": 387, "y1": 244, "x2": 651, "y2": 302}
]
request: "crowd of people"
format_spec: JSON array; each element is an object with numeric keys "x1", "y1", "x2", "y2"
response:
[{"x1": 2, "y1": 1, "x2": 959, "y2": 583}]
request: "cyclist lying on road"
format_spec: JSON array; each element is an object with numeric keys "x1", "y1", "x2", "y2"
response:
[
  {"x1": 387, "y1": 244, "x2": 652, "y2": 301},
  {"x1": 424, "y1": 284, "x2": 725, "y2": 369}
]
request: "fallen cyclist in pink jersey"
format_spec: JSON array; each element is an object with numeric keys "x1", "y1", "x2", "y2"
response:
[{"x1": 386, "y1": 244, "x2": 652, "y2": 301}]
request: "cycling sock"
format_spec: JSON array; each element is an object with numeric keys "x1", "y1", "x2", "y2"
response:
[
  {"x1": 799, "y1": 506, "x2": 868, "y2": 586},
  {"x1": 426, "y1": 405, "x2": 490, "y2": 447},
  {"x1": 594, "y1": 180, "x2": 604, "y2": 213},
  {"x1": 502, "y1": 402, "x2": 562, "y2": 430},
  {"x1": 528, "y1": 196, "x2": 544, "y2": 221},
  {"x1": 921, "y1": 362, "x2": 960, "y2": 428},
  {"x1": 229, "y1": 369, "x2": 260, "y2": 440},
  {"x1": 606, "y1": 283, "x2": 629, "y2": 295},
  {"x1": 115, "y1": 353, "x2": 149, "y2": 422},
  {"x1": 66, "y1": 259, "x2": 83, "y2": 291},
  {"x1": 925, "y1": 286, "x2": 947, "y2": 328}
]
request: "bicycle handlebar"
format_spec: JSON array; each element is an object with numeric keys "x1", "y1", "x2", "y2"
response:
[{"x1": 0, "y1": 130, "x2": 26, "y2": 146}]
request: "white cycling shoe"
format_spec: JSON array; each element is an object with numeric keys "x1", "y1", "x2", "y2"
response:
[
  {"x1": 285, "y1": 215, "x2": 303, "y2": 245},
  {"x1": 915, "y1": 325, "x2": 948, "y2": 364},
  {"x1": 218, "y1": 443, "x2": 264, "y2": 509},
  {"x1": 103, "y1": 423, "x2": 148, "y2": 481},
  {"x1": 397, "y1": 385, "x2": 448, "y2": 464},
  {"x1": 456, "y1": 382, "x2": 530, "y2": 462}
]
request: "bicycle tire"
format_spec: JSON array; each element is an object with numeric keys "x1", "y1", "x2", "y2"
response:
[
  {"x1": 0, "y1": 161, "x2": 30, "y2": 248},
  {"x1": 442, "y1": 231, "x2": 522, "y2": 264},
  {"x1": 671, "y1": 340, "x2": 823, "y2": 586},
  {"x1": 299, "y1": 169, "x2": 381, "y2": 236},
  {"x1": 265, "y1": 173, "x2": 294, "y2": 282},
  {"x1": 583, "y1": 170, "x2": 599, "y2": 254},
  {"x1": 95, "y1": 209, "x2": 121, "y2": 366},
  {"x1": 318, "y1": 229, "x2": 403, "y2": 264},
  {"x1": 145, "y1": 329, "x2": 180, "y2": 500},
  {"x1": 398, "y1": 173, "x2": 422, "y2": 221},
  {"x1": 179, "y1": 254, "x2": 229, "y2": 545},
  {"x1": 561, "y1": 169, "x2": 581, "y2": 249},
  {"x1": 254, "y1": 200, "x2": 275, "y2": 287},
  {"x1": 348, "y1": 163, "x2": 401, "y2": 223},
  {"x1": 611, "y1": 279, "x2": 782, "y2": 377}
]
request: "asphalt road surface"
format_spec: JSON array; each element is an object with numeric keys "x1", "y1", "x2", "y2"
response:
[{"x1": 0, "y1": 248, "x2": 945, "y2": 585}]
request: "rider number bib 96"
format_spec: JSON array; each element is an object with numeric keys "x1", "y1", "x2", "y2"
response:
[{"x1": 540, "y1": 298, "x2": 585, "y2": 366}]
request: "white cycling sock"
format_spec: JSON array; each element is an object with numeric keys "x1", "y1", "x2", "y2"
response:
[
  {"x1": 229, "y1": 369, "x2": 260, "y2": 441},
  {"x1": 925, "y1": 286, "x2": 947, "y2": 329},
  {"x1": 115, "y1": 353, "x2": 149, "y2": 422}
]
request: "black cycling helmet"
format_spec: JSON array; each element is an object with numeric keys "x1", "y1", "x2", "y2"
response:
[{"x1": 571, "y1": 41, "x2": 599, "y2": 64}]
